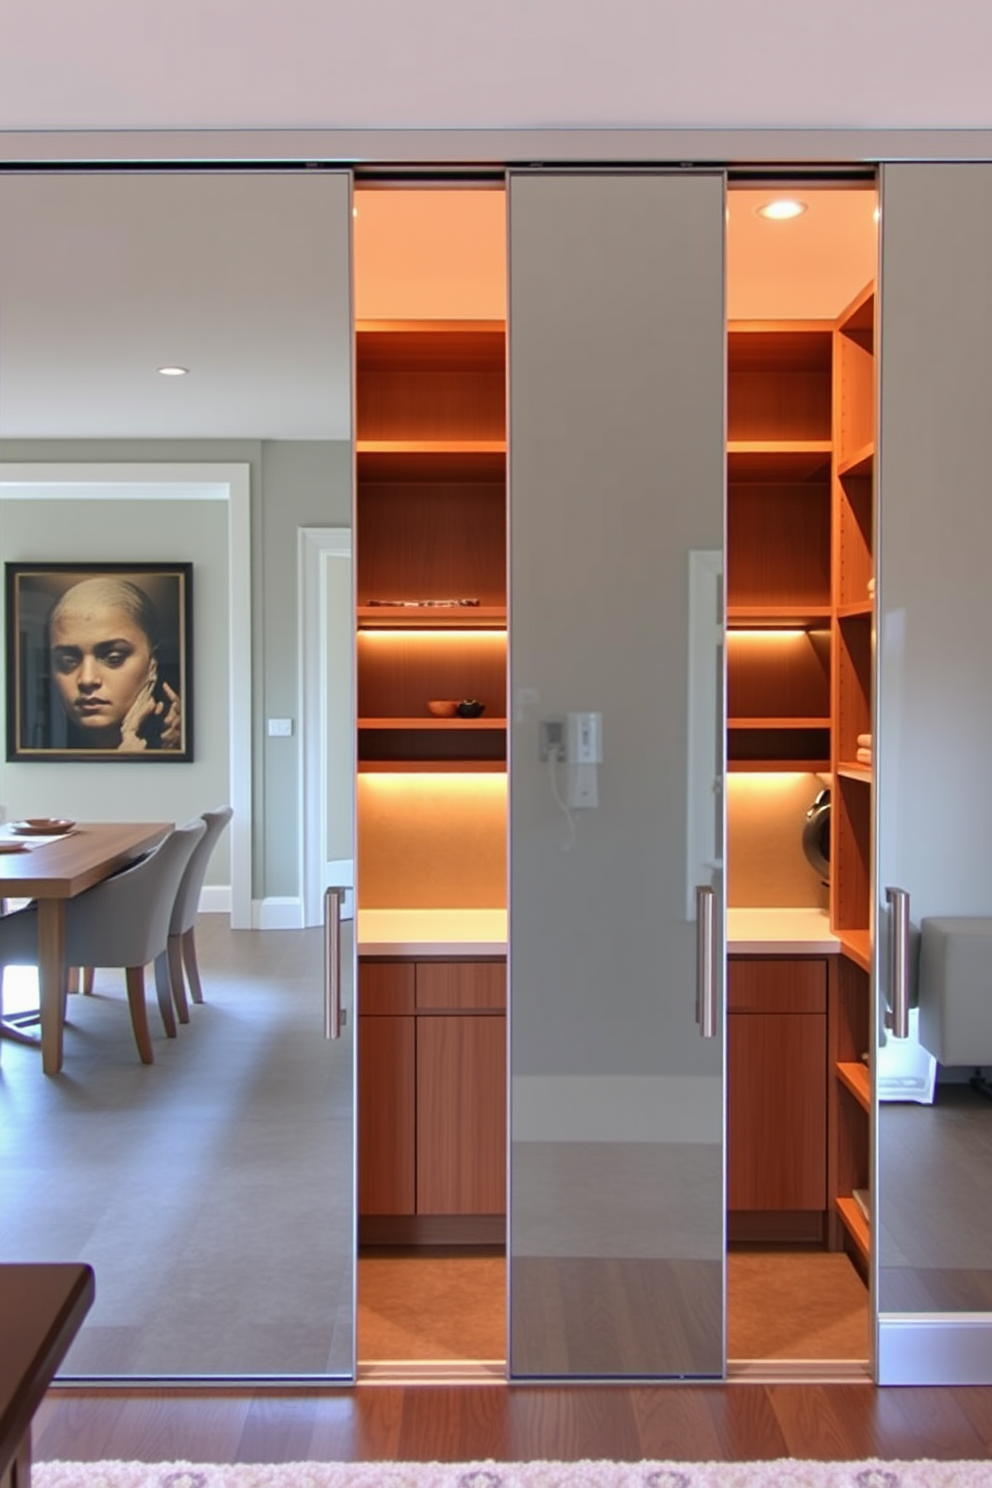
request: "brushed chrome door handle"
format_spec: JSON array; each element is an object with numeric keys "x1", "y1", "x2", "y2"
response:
[
  {"x1": 695, "y1": 884, "x2": 716, "y2": 1039},
  {"x1": 886, "y1": 885, "x2": 910, "y2": 1040},
  {"x1": 323, "y1": 886, "x2": 347, "y2": 1040}
]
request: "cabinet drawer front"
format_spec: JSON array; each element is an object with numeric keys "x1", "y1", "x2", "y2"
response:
[
  {"x1": 359, "y1": 959, "x2": 416, "y2": 1014},
  {"x1": 416, "y1": 960, "x2": 507, "y2": 1011},
  {"x1": 728, "y1": 957, "x2": 827, "y2": 1014}
]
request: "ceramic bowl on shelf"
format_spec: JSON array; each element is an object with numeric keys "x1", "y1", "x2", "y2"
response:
[
  {"x1": 456, "y1": 700, "x2": 485, "y2": 718},
  {"x1": 426, "y1": 700, "x2": 460, "y2": 717}
]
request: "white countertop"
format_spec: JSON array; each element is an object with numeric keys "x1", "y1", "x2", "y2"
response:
[
  {"x1": 358, "y1": 905, "x2": 839, "y2": 957},
  {"x1": 358, "y1": 908, "x2": 508, "y2": 956},
  {"x1": 727, "y1": 907, "x2": 840, "y2": 955}
]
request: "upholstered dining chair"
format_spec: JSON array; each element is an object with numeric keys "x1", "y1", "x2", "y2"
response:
[
  {"x1": 161, "y1": 805, "x2": 233, "y2": 1024},
  {"x1": 0, "y1": 820, "x2": 205, "y2": 1065}
]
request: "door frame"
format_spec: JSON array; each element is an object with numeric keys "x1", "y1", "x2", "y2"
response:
[{"x1": 299, "y1": 525, "x2": 355, "y2": 928}]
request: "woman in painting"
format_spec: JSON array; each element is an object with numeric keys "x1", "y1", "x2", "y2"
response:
[{"x1": 48, "y1": 576, "x2": 182, "y2": 752}]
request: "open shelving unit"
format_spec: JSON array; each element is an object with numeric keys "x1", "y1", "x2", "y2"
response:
[
  {"x1": 355, "y1": 320, "x2": 507, "y2": 772},
  {"x1": 726, "y1": 323, "x2": 833, "y2": 773},
  {"x1": 830, "y1": 281, "x2": 876, "y2": 1264}
]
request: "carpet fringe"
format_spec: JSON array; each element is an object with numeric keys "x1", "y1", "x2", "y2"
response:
[{"x1": 33, "y1": 1458, "x2": 992, "y2": 1488}]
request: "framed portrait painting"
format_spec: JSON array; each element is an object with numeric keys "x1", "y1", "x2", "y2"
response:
[{"x1": 5, "y1": 562, "x2": 193, "y2": 762}]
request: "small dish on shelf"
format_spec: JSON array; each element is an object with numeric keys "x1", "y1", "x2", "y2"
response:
[
  {"x1": 456, "y1": 700, "x2": 485, "y2": 718},
  {"x1": 9, "y1": 818, "x2": 76, "y2": 836},
  {"x1": 426, "y1": 700, "x2": 460, "y2": 718},
  {"x1": 0, "y1": 839, "x2": 28, "y2": 853}
]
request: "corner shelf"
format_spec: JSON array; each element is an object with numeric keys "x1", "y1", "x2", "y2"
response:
[
  {"x1": 727, "y1": 441, "x2": 832, "y2": 481},
  {"x1": 837, "y1": 442, "x2": 875, "y2": 479},
  {"x1": 837, "y1": 1060, "x2": 870, "y2": 1111},
  {"x1": 836, "y1": 1196, "x2": 870, "y2": 1261},
  {"x1": 836, "y1": 761, "x2": 872, "y2": 783},
  {"x1": 838, "y1": 930, "x2": 871, "y2": 974}
]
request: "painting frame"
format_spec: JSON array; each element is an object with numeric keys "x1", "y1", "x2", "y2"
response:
[{"x1": 5, "y1": 561, "x2": 193, "y2": 762}]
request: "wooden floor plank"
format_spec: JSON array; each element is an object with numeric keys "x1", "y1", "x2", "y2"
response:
[
  {"x1": 767, "y1": 1384, "x2": 889, "y2": 1460},
  {"x1": 630, "y1": 1387, "x2": 743, "y2": 1461},
  {"x1": 33, "y1": 1385, "x2": 992, "y2": 1465}
]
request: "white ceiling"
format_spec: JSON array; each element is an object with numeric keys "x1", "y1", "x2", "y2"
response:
[{"x1": 0, "y1": 176, "x2": 876, "y2": 441}]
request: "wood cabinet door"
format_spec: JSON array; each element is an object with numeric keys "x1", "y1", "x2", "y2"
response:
[
  {"x1": 416, "y1": 1014, "x2": 506, "y2": 1215},
  {"x1": 358, "y1": 1012, "x2": 416, "y2": 1215},
  {"x1": 728, "y1": 1010, "x2": 827, "y2": 1211}
]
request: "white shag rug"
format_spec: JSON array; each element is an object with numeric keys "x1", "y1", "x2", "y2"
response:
[{"x1": 32, "y1": 1462, "x2": 992, "y2": 1488}]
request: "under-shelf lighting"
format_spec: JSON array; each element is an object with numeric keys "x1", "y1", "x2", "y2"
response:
[
  {"x1": 729, "y1": 628, "x2": 809, "y2": 640},
  {"x1": 755, "y1": 199, "x2": 807, "y2": 221},
  {"x1": 157, "y1": 365, "x2": 189, "y2": 376}
]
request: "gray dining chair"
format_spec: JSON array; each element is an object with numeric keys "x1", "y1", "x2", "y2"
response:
[
  {"x1": 0, "y1": 820, "x2": 205, "y2": 1064},
  {"x1": 161, "y1": 805, "x2": 233, "y2": 1023}
]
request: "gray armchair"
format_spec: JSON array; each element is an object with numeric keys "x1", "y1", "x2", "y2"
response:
[
  {"x1": 0, "y1": 820, "x2": 205, "y2": 1064},
  {"x1": 163, "y1": 806, "x2": 233, "y2": 1023}
]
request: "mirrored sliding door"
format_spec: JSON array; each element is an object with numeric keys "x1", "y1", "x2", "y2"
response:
[
  {"x1": 507, "y1": 170, "x2": 727, "y2": 1379},
  {"x1": 875, "y1": 162, "x2": 992, "y2": 1384},
  {"x1": 0, "y1": 168, "x2": 357, "y2": 1379}
]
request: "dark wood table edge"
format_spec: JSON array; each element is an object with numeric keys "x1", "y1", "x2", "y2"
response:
[{"x1": 0, "y1": 1263, "x2": 95, "y2": 1483}]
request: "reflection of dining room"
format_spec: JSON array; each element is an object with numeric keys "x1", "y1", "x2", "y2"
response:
[{"x1": 0, "y1": 913, "x2": 357, "y2": 1378}]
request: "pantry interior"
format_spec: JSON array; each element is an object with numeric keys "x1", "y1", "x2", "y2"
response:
[{"x1": 351, "y1": 178, "x2": 879, "y2": 1370}]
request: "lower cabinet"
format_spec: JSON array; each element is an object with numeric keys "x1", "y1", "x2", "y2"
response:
[
  {"x1": 727, "y1": 956, "x2": 829, "y2": 1241},
  {"x1": 358, "y1": 956, "x2": 507, "y2": 1242}
]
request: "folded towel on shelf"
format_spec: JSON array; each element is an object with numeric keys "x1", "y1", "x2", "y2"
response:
[
  {"x1": 856, "y1": 747, "x2": 873, "y2": 764},
  {"x1": 867, "y1": 577, "x2": 876, "y2": 596},
  {"x1": 857, "y1": 733, "x2": 872, "y2": 749}
]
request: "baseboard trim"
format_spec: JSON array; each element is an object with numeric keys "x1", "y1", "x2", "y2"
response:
[
  {"x1": 252, "y1": 897, "x2": 305, "y2": 930},
  {"x1": 198, "y1": 885, "x2": 232, "y2": 915}
]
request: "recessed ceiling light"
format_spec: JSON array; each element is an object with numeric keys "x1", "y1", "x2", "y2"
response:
[
  {"x1": 755, "y1": 199, "x2": 807, "y2": 222},
  {"x1": 157, "y1": 365, "x2": 189, "y2": 377}
]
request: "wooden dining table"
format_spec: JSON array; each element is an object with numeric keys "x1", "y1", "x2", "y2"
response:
[{"x1": 0, "y1": 820, "x2": 171, "y2": 1074}]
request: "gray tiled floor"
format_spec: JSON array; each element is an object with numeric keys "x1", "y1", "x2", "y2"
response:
[{"x1": 0, "y1": 918, "x2": 356, "y2": 1379}]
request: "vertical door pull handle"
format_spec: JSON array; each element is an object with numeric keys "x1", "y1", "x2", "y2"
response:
[
  {"x1": 695, "y1": 884, "x2": 716, "y2": 1039},
  {"x1": 886, "y1": 885, "x2": 910, "y2": 1040},
  {"x1": 324, "y1": 886, "x2": 347, "y2": 1040}
]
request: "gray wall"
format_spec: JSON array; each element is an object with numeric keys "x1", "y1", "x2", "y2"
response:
[{"x1": 0, "y1": 437, "x2": 353, "y2": 903}]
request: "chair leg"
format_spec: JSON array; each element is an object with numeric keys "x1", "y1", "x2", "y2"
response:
[
  {"x1": 167, "y1": 935, "x2": 190, "y2": 1023},
  {"x1": 124, "y1": 965, "x2": 154, "y2": 1064},
  {"x1": 181, "y1": 927, "x2": 205, "y2": 1005},
  {"x1": 153, "y1": 953, "x2": 177, "y2": 1038}
]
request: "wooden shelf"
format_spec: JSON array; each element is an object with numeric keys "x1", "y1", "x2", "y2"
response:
[
  {"x1": 728, "y1": 758, "x2": 830, "y2": 774},
  {"x1": 729, "y1": 717, "x2": 830, "y2": 730},
  {"x1": 838, "y1": 930, "x2": 872, "y2": 973},
  {"x1": 838, "y1": 442, "x2": 874, "y2": 478},
  {"x1": 837, "y1": 1060, "x2": 870, "y2": 1111},
  {"x1": 356, "y1": 319, "x2": 505, "y2": 336},
  {"x1": 359, "y1": 759, "x2": 506, "y2": 774},
  {"x1": 727, "y1": 605, "x2": 831, "y2": 628},
  {"x1": 836, "y1": 600, "x2": 873, "y2": 620},
  {"x1": 359, "y1": 717, "x2": 506, "y2": 730},
  {"x1": 838, "y1": 284, "x2": 875, "y2": 340},
  {"x1": 837, "y1": 761, "x2": 872, "y2": 782},
  {"x1": 836, "y1": 1195, "x2": 870, "y2": 1260},
  {"x1": 727, "y1": 442, "x2": 832, "y2": 481},
  {"x1": 357, "y1": 605, "x2": 506, "y2": 630}
]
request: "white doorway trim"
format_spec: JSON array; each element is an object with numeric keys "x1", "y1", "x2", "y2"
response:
[
  {"x1": 299, "y1": 526, "x2": 354, "y2": 928},
  {"x1": 0, "y1": 461, "x2": 253, "y2": 928}
]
